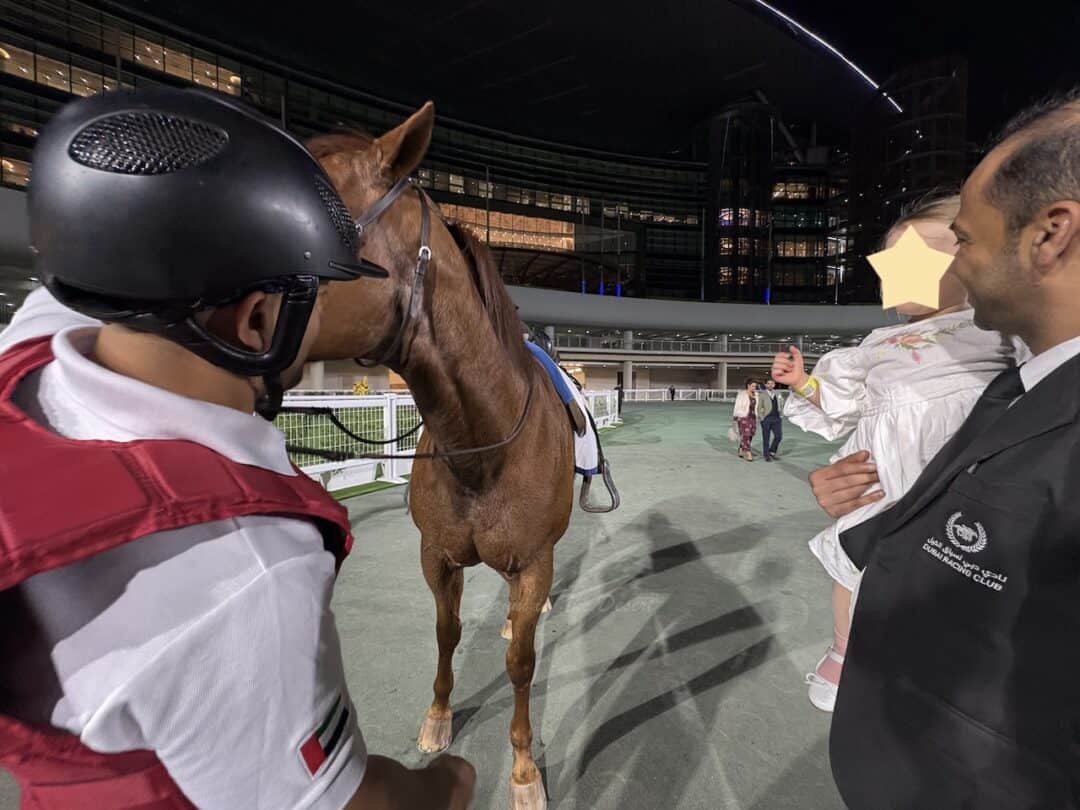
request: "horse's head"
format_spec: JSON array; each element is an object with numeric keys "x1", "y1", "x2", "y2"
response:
[{"x1": 307, "y1": 102, "x2": 438, "y2": 365}]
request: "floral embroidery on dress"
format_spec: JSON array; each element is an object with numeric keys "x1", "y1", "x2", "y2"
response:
[{"x1": 884, "y1": 320, "x2": 970, "y2": 363}]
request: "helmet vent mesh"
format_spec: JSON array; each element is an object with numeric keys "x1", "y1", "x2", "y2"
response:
[
  {"x1": 316, "y1": 175, "x2": 359, "y2": 252},
  {"x1": 69, "y1": 111, "x2": 228, "y2": 174}
]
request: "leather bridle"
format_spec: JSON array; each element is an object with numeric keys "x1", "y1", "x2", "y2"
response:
[{"x1": 280, "y1": 174, "x2": 535, "y2": 463}]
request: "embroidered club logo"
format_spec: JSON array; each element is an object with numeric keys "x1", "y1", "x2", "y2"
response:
[
  {"x1": 299, "y1": 694, "x2": 350, "y2": 778},
  {"x1": 945, "y1": 512, "x2": 988, "y2": 553}
]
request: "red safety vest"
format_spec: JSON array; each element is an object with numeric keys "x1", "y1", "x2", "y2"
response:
[{"x1": 0, "y1": 337, "x2": 354, "y2": 809}]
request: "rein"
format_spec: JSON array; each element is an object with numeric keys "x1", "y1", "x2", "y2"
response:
[{"x1": 279, "y1": 374, "x2": 534, "y2": 463}]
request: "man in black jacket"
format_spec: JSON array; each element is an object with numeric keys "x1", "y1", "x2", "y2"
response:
[{"x1": 820, "y1": 88, "x2": 1080, "y2": 809}]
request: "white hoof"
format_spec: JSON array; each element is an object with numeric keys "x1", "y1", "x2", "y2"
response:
[
  {"x1": 541, "y1": 598, "x2": 552, "y2": 614},
  {"x1": 510, "y1": 776, "x2": 547, "y2": 810},
  {"x1": 417, "y1": 707, "x2": 453, "y2": 753},
  {"x1": 501, "y1": 618, "x2": 514, "y2": 641}
]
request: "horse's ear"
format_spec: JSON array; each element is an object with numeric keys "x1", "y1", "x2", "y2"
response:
[{"x1": 374, "y1": 101, "x2": 434, "y2": 184}]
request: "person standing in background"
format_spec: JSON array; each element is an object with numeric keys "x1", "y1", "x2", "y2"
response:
[
  {"x1": 755, "y1": 378, "x2": 784, "y2": 461},
  {"x1": 731, "y1": 378, "x2": 759, "y2": 461}
]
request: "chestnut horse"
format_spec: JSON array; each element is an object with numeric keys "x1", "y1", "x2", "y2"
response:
[{"x1": 308, "y1": 103, "x2": 574, "y2": 810}]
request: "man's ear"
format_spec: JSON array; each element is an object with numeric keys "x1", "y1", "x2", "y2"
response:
[
  {"x1": 1031, "y1": 200, "x2": 1080, "y2": 277},
  {"x1": 203, "y1": 290, "x2": 273, "y2": 353}
]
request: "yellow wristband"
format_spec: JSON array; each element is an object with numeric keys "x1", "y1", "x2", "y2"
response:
[{"x1": 795, "y1": 376, "x2": 818, "y2": 398}]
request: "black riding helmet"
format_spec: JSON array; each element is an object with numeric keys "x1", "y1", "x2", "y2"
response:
[{"x1": 28, "y1": 86, "x2": 388, "y2": 416}]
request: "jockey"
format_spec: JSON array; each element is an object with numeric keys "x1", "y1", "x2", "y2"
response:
[{"x1": 0, "y1": 87, "x2": 474, "y2": 809}]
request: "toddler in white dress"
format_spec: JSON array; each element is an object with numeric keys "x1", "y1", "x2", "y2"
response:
[{"x1": 772, "y1": 194, "x2": 1026, "y2": 712}]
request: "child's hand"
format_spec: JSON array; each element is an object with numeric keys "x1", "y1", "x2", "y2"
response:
[{"x1": 771, "y1": 345, "x2": 809, "y2": 388}]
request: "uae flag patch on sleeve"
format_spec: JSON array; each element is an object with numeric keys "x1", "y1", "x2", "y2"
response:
[{"x1": 299, "y1": 694, "x2": 350, "y2": 778}]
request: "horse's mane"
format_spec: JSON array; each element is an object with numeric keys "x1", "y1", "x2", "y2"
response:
[
  {"x1": 306, "y1": 132, "x2": 530, "y2": 373},
  {"x1": 443, "y1": 221, "x2": 531, "y2": 372}
]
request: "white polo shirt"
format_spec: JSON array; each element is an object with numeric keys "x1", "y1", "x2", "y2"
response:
[{"x1": 0, "y1": 288, "x2": 366, "y2": 809}]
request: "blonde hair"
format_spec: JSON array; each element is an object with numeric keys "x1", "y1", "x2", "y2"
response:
[{"x1": 882, "y1": 190, "x2": 961, "y2": 248}]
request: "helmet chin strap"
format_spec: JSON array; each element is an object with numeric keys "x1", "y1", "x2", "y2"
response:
[{"x1": 255, "y1": 373, "x2": 284, "y2": 421}]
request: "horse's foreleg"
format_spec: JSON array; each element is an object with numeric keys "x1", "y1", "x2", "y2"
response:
[
  {"x1": 501, "y1": 595, "x2": 552, "y2": 641},
  {"x1": 505, "y1": 553, "x2": 553, "y2": 810},
  {"x1": 417, "y1": 542, "x2": 464, "y2": 753}
]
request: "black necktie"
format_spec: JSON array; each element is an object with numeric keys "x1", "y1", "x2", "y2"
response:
[
  {"x1": 946, "y1": 366, "x2": 1025, "y2": 452},
  {"x1": 905, "y1": 366, "x2": 1026, "y2": 489},
  {"x1": 872, "y1": 366, "x2": 1026, "y2": 537},
  {"x1": 970, "y1": 364, "x2": 1025, "y2": 419}
]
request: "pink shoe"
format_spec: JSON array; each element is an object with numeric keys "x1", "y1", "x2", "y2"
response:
[{"x1": 804, "y1": 647, "x2": 844, "y2": 712}]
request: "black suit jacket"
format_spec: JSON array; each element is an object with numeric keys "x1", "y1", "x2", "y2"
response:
[{"x1": 832, "y1": 352, "x2": 1080, "y2": 810}]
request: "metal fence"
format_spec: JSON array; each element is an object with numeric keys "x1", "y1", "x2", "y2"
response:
[
  {"x1": 279, "y1": 389, "x2": 619, "y2": 493},
  {"x1": 276, "y1": 392, "x2": 421, "y2": 494},
  {"x1": 624, "y1": 388, "x2": 737, "y2": 402},
  {"x1": 555, "y1": 336, "x2": 813, "y2": 355},
  {"x1": 584, "y1": 390, "x2": 619, "y2": 428}
]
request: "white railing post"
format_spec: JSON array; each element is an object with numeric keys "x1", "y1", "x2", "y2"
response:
[{"x1": 383, "y1": 393, "x2": 397, "y2": 481}]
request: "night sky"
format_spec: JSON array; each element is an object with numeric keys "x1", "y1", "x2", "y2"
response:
[
  {"x1": 775, "y1": 0, "x2": 1080, "y2": 143},
  {"x1": 105, "y1": 0, "x2": 1080, "y2": 150}
]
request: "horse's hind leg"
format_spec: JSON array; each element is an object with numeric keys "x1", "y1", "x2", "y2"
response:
[
  {"x1": 505, "y1": 552, "x2": 553, "y2": 810},
  {"x1": 417, "y1": 542, "x2": 464, "y2": 753}
]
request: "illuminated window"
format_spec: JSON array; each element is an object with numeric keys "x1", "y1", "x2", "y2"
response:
[
  {"x1": 218, "y1": 65, "x2": 241, "y2": 96},
  {"x1": 441, "y1": 204, "x2": 575, "y2": 252},
  {"x1": 163, "y1": 41, "x2": 192, "y2": 80},
  {"x1": 718, "y1": 207, "x2": 733, "y2": 226},
  {"x1": 737, "y1": 267, "x2": 750, "y2": 285},
  {"x1": 0, "y1": 42, "x2": 34, "y2": 81},
  {"x1": 2, "y1": 158, "x2": 30, "y2": 188},
  {"x1": 449, "y1": 174, "x2": 465, "y2": 195},
  {"x1": 36, "y1": 55, "x2": 70, "y2": 92},
  {"x1": 2, "y1": 122, "x2": 37, "y2": 138},
  {"x1": 738, "y1": 208, "x2": 751, "y2": 226},
  {"x1": 193, "y1": 57, "x2": 218, "y2": 90},
  {"x1": 718, "y1": 238, "x2": 733, "y2": 255},
  {"x1": 134, "y1": 36, "x2": 163, "y2": 69},
  {"x1": 71, "y1": 67, "x2": 102, "y2": 96},
  {"x1": 718, "y1": 268, "x2": 733, "y2": 284}
]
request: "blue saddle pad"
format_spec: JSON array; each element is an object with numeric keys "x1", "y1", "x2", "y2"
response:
[{"x1": 524, "y1": 340, "x2": 576, "y2": 405}]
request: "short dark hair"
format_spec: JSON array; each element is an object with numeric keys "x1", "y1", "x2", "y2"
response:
[
  {"x1": 744, "y1": 377, "x2": 757, "y2": 388},
  {"x1": 985, "y1": 86, "x2": 1080, "y2": 234}
]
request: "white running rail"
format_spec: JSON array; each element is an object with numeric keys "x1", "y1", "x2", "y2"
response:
[{"x1": 279, "y1": 389, "x2": 620, "y2": 493}]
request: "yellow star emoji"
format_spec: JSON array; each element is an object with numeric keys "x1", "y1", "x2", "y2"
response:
[{"x1": 867, "y1": 225, "x2": 955, "y2": 310}]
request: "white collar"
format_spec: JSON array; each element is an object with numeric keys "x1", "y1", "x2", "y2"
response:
[
  {"x1": 1019, "y1": 334, "x2": 1080, "y2": 394},
  {"x1": 48, "y1": 326, "x2": 296, "y2": 476}
]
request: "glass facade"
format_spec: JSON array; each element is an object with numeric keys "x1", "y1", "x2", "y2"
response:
[
  {"x1": 439, "y1": 204, "x2": 576, "y2": 253},
  {"x1": 0, "y1": 0, "x2": 871, "y2": 304},
  {"x1": 848, "y1": 55, "x2": 969, "y2": 303}
]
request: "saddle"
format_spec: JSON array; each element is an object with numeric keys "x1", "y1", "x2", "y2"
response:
[{"x1": 523, "y1": 340, "x2": 619, "y2": 513}]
